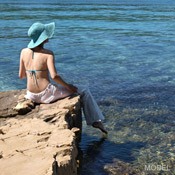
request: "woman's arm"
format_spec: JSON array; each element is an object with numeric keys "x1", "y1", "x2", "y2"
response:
[
  {"x1": 19, "y1": 49, "x2": 26, "y2": 79},
  {"x1": 47, "y1": 53, "x2": 77, "y2": 93}
]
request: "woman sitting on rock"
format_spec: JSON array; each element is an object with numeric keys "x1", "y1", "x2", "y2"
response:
[{"x1": 19, "y1": 22, "x2": 107, "y2": 134}]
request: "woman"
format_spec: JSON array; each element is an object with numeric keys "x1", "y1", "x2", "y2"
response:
[{"x1": 19, "y1": 22, "x2": 107, "y2": 134}]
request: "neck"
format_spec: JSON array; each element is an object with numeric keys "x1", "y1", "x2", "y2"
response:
[{"x1": 32, "y1": 44, "x2": 44, "y2": 52}]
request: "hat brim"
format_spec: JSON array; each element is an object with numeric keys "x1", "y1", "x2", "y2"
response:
[{"x1": 28, "y1": 22, "x2": 55, "y2": 49}]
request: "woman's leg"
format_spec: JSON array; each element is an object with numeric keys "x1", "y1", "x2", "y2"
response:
[
  {"x1": 54, "y1": 85, "x2": 73, "y2": 99},
  {"x1": 78, "y1": 86, "x2": 107, "y2": 134}
]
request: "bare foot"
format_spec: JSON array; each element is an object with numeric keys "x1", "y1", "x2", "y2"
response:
[{"x1": 92, "y1": 121, "x2": 108, "y2": 134}]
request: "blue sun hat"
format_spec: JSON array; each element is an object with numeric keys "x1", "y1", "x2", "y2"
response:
[{"x1": 27, "y1": 22, "x2": 55, "y2": 48}]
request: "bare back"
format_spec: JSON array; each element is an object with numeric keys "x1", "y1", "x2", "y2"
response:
[{"x1": 21, "y1": 48, "x2": 53, "y2": 93}]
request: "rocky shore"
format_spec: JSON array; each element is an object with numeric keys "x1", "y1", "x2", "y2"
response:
[{"x1": 0, "y1": 90, "x2": 82, "y2": 175}]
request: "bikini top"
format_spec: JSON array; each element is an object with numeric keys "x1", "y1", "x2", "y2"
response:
[
  {"x1": 26, "y1": 69, "x2": 48, "y2": 86},
  {"x1": 26, "y1": 69, "x2": 48, "y2": 74}
]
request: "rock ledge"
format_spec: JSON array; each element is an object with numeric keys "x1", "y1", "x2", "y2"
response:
[{"x1": 0, "y1": 90, "x2": 82, "y2": 175}]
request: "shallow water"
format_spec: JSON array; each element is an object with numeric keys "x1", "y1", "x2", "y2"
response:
[{"x1": 0, "y1": 0, "x2": 175, "y2": 174}]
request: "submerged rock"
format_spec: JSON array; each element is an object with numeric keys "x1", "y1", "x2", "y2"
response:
[{"x1": 104, "y1": 159, "x2": 141, "y2": 175}]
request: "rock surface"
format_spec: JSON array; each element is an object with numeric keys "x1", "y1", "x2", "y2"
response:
[{"x1": 0, "y1": 90, "x2": 82, "y2": 175}]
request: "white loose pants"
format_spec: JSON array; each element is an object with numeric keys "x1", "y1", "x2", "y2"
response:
[{"x1": 77, "y1": 86, "x2": 105, "y2": 125}]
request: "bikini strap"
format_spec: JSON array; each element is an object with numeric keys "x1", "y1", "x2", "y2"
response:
[{"x1": 32, "y1": 50, "x2": 34, "y2": 59}]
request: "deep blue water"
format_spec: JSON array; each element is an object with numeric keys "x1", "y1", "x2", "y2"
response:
[{"x1": 1, "y1": 0, "x2": 175, "y2": 174}]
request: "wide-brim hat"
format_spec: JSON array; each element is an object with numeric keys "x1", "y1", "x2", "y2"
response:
[{"x1": 27, "y1": 22, "x2": 55, "y2": 49}]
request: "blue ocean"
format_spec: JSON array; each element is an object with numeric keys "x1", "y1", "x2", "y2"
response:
[{"x1": 1, "y1": 0, "x2": 175, "y2": 174}]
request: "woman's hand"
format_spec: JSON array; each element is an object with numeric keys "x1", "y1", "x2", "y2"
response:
[{"x1": 66, "y1": 84, "x2": 78, "y2": 93}]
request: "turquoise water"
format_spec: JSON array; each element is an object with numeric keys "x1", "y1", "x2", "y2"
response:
[{"x1": 1, "y1": 0, "x2": 175, "y2": 174}]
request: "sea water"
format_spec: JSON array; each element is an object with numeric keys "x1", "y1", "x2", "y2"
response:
[{"x1": 0, "y1": 0, "x2": 175, "y2": 174}]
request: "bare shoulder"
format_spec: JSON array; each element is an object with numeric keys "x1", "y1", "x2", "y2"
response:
[
  {"x1": 20, "y1": 48, "x2": 32, "y2": 60},
  {"x1": 20, "y1": 48, "x2": 32, "y2": 55}
]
